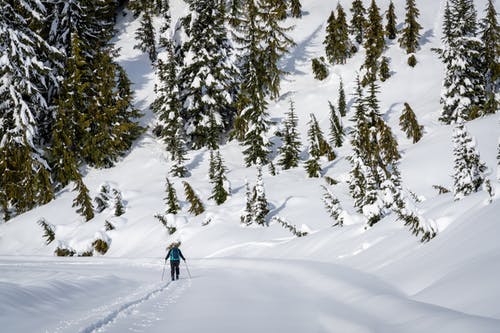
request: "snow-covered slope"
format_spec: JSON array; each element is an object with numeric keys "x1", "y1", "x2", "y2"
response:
[{"x1": 0, "y1": 0, "x2": 499, "y2": 332}]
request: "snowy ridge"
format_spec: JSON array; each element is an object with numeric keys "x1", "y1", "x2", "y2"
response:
[{"x1": 1, "y1": 0, "x2": 499, "y2": 332}]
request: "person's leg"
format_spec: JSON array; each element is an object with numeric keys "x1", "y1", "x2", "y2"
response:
[
  {"x1": 170, "y1": 261, "x2": 175, "y2": 280},
  {"x1": 174, "y1": 261, "x2": 180, "y2": 280}
]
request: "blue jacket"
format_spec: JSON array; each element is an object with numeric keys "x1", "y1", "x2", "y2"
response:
[{"x1": 165, "y1": 247, "x2": 185, "y2": 261}]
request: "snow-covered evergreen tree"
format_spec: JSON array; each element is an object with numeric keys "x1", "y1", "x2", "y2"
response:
[
  {"x1": 277, "y1": 100, "x2": 301, "y2": 170},
  {"x1": 134, "y1": 2, "x2": 157, "y2": 63},
  {"x1": 321, "y1": 185, "x2": 345, "y2": 227},
  {"x1": 113, "y1": 189, "x2": 125, "y2": 217},
  {"x1": 72, "y1": 177, "x2": 94, "y2": 222},
  {"x1": 209, "y1": 150, "x2": 229, "y2": 205},
  {"x1": 452, "y1": 119, "x2": 488, "y2": 200},
  {"x1": 328, "y1": 102, "x2": 344, "y2": 148},
  {"x1": 439, "y1": 0, "x2": 484, "y2": 123},
  {"x1": 379, "y1": 56, "x2": 391, "y2": 81},
  {"x1": 290, "y1": 0, "x2": 302, "y2": 18},
  {"x1": 480, "y1": 0, "x2": 499, "y2": 116},
  {"x1": 305, "y1": 114, "x2": 326, "y2": 178},
  {"x1": 253, "y1": 162, "x2": 270, "y2": 226},
  {"x1": 0, "y1": 0, "x2": 60, "y2": 219},
  {"x1": 240, "y1": 179, "x2": 254, "y2": 225},
  {"x1": 399, "y1": 103, "x2": 423, "y2": 143},
  {"x1": 398, "y1": 0, "x2": 422, "y2": 55},
  {"x1": 179, "y1": 0, "x2": 238, "y2": 149}
]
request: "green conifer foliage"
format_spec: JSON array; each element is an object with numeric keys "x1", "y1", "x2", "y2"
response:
[
  {"x1": 398, "y1": 0, "x2": 422, "y2": 54},
  {"x1": 170, "y1": 118, "x2": 189, "y2": 178},
  {"x1": 305, "y1": 114, "x2": 328, "y2": 178},
  {"x1": 480, "y1": 0, "x2": 499, "y2": 116},
  {"x1": 399, "y1": 103, "x2": 423, "y2": 143},
  {"x1": 321, "y1": 185, "x2": 345, "y2": 227},
  {"x1": 240, "y1": 179, "x2": 254, "y2": 225},
  {"x1": 183, "y1": 181, "x2": 205, "y2": 216},
  {"x1": 209, "y1": 150, "x2": 229, "y2": 205},
  {"x1": 290, "y1": 0, "x2": 302, "y2": 18},
  {"x1": 324, "y1": 4, "x2": 353, "y2": 65},
  {"x1": 385, "y1": 1, "x2": 398, "y2": 40},
  {"x1": 134, "y1": 4, "x2": 157, "y2": 62},
  {"x1": 113, "y1": 189, "x2": 125, "y2": 217},
  {"x1": 338, "y1": 79, "x2": 347, "y2": 117},
  {"x1": 165, "y1": 178, "x2": 180, "y2": 214},
  {"x1": 72, "y1": 177, "x2": 94, "y2": 222},
  {"x1": 363, "y1": 0, "x2": 385, "y2": 84},
  {"x1": 328, "y1": 102, "x2": 345, "y2": 148},
  {"x1": 277, "y1": 100, "x2": 302, "y2": 170},
  {"x1": 379, "y1": 56, "x2": 391, "y2": 81},
  {"x1": 350, "y1": 0, "x2": 367, "y2": 44},
  {"x1": 312, "y1": 57, "x2": 329, "y2": 80}
]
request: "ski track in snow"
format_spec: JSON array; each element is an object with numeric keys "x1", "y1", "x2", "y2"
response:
[{"x1": 75, "y1": 280, "x2": 189, "y2": 333}]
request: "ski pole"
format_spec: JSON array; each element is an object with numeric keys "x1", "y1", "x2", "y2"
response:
[
  {"x1": 184, "y1": 260, "x2": 192, "y2": 279},
  {"x1": 161, "y1": 260, "x2": 166, "y2": 281}
]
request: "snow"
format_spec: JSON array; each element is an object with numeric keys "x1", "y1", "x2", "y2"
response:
[{"x1": 1, "y1": 0, "x2": 499, "y2": 332}]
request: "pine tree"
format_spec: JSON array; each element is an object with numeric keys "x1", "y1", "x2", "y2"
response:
[
  {"x1": 399, "y1": 103, "x2": 423, "y2": 143},
  {"x1": 399, "y1": 0, "x2": 422, "y2": 54},
  {"x1": 452, "y1": 118, "x2": 488, "y2": 200},
  {"x1": 179, "y1": 0, "x2": 238, "y2": 149},
  {"x1": 305, "y1": 114, "x2": 326, "y2": 178},
  {"x1": 385, "y1": 1, "x2": 398, "y2": 40},
  {"x1": 72, "y1": 177, "x2": 94, "y2": 222},
  {"x1": 165, "y1": 178, "x2": 180, "y2": 214},
  {"x1": 338, "y1": 79, "x2": 347, "y2": 117},
  {"x1": 0, "y1": 0, "x2": 59, "y2": 218},
  {"x1": 363, "y1": 0, "x2": 385, "y2": 84},
  {"x1": 240, "y1": 179, "x2": 254, "y2": 225},
  {"x1": 324, "y1": 4, "x2": 353, "y2": 65},
  {"x1": 328, "y1": 102, "x2": 344, "y2": 148},
  {"x1": 438, "y1": 0, "x2": 484, "y2": 123},
  {"x1": 350, "y1": 0, "x2": 367, "y2": 45},
  {"x1": 113, "y1": 189, "x2": 125, "y2": 216},
  {"x1": 209, "y1": 150, "x2": 229, "y2": 205},
  {"x1": 170, "y1": 118, "x2": 189, "y2": 178},
  {"x1": 480, "y1": 0, "x2": 499, "y2": 116},
  {"x1": 290, "y1": 0, "x2": 302, "y2": 18},
  {"x1": 183, "y1": 181, "x2": 205, "y2": 215},
  {"x1": 253, "y1": 162, "x2": 270, "y2": 226},
  {"x1": 379, "y1": 56, "x2": 391, "y2": 81},
  {"x1": 134, "y1": 3, "x2": 157, "y2": 62},
  {"x1": 277, "y1": 100, "x2": 301, "y2": 170},
  {"x1": 321, "y1": 185, "x2": 345, "y2": 227},
  {"x1": 94, "y1": 184, "x2": 111, "y2": 213}
]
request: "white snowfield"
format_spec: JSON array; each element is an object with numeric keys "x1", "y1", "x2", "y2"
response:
[{"x1": 1, "y1": 0, "x2": 499, "y2": 332}]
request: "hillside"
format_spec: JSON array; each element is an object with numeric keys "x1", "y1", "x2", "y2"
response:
[{"x1": 0, "y1": 0, "x2": 499, "y2": 332}]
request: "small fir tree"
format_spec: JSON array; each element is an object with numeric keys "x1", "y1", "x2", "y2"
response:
[
  {"x1": 183, "y1": 181, "x2": 205, "y2": 215},
  {"x1": 253, "y1": 162, "x2": 270, "y2": 226},
  {"x1": 209, "y1": 150, "x2": 229, "y2": 205},
  {"x1": 452, "y1": 119, "x2": 488, "y2": 200},
  {"x1": 407, "y1": 54, "x2": 417, "y2": 67},
  {"x1": 170, "y1": 118, "x2": 189, "y2": 178},
  {"x1": 277, "y1": 100, "x2": 302, "y2": 170},
  {"x1": 165, "y1": 178, "x2": 180, "y2": 214},
  {"x1": 328, "y1": 102, "x2": 345, "y2": 148},
  {"x1": 321, "y1": 185, "x2": 345, "y2": 227},
  {"x1": 94, "y1": 184, "x2": 111, "y2": 213},
  {"x1": 240, "y1": 179, "x2": 254, "y2": 225},
  {"x1": 379, "y1": 56, "x2": 391, "y2": 81},
  {"x1": 324, "y1": 4, "x2": 353, "y2": 65},
  {"x1": 399, "y1": 103, "x2": 424, "y2": 143},
  {"x1": 338, "y1": 79, "x2": 347, "y2": 117},
  {"x1": 113, "y1": 189, "x2": 125, "y2": 217},
  {"x1": 399, "y1": 0, "x2": 423, "y2": 54},
  {"x1": 385, "y1": 1, "x2": 398, "y2": 40},
  {"x1": 305, "y1": 114, "x2": 323, "y2": 178},
  {"x1": 72, "y1": 177, "x2": 95, "y2": 222},
  {"x1": 350, "y1": 0, "x2": 367, "y2": 45}
]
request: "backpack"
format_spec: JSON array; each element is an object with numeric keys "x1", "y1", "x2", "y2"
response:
[{"x1": 170, "y1": 247, "x2": 180, "y2": 261}]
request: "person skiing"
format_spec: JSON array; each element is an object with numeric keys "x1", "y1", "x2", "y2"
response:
[{"x1": 165, "y1": 244, "x2": 186, "y2": 281}]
